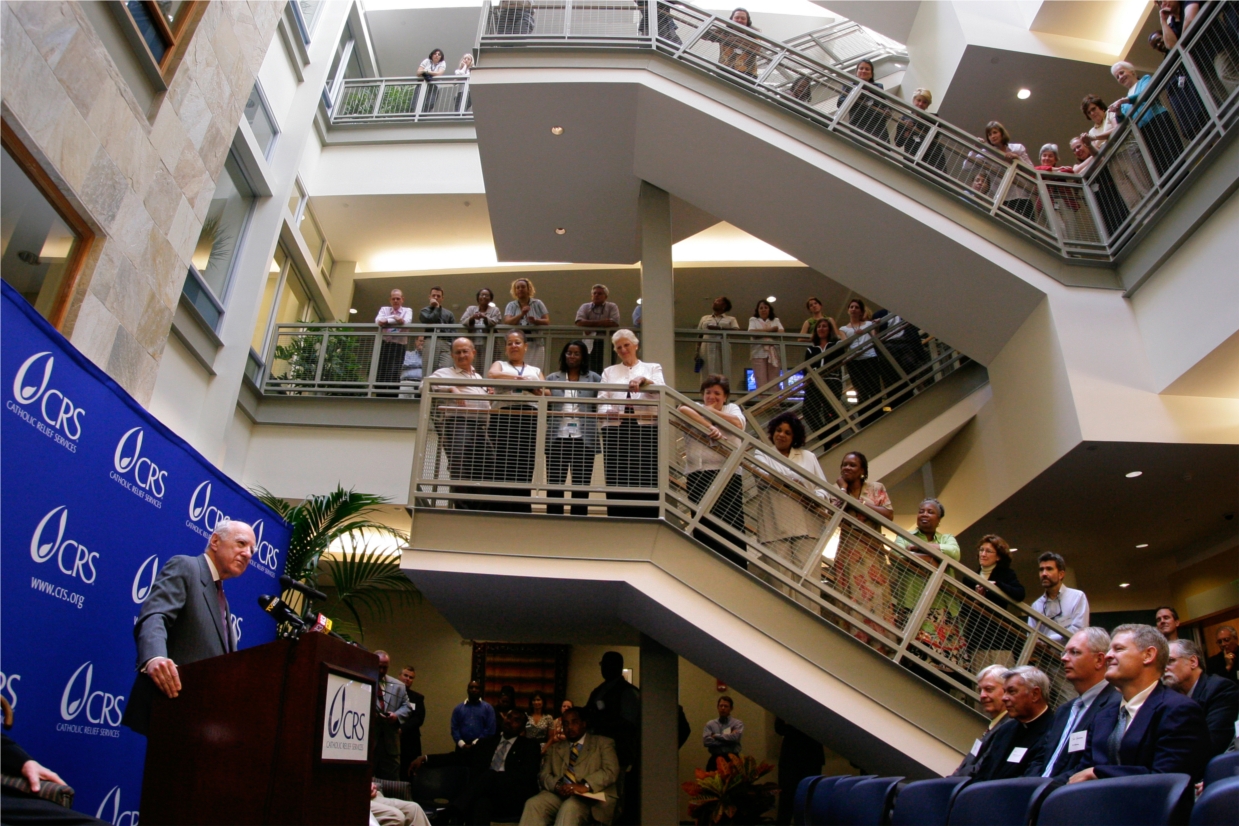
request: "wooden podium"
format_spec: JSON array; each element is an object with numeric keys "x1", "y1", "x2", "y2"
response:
[{"x1": 140, "y1": 633, "x2": 379, "y2": 825}]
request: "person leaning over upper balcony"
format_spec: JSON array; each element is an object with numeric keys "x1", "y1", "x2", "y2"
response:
[
  {"x1": 798, "y1": 296, "x2": 827, "y2": 336},
  {"x1": 974, "y1": 534, "x2": 1025, "y2": 606},
  {"x1": 487, "y1": 329, "x2": 549, "y2": 514},
  {"x1": 982, "y1": 120, "x2": 1033, "y2": 166},
  {"x1": 678, "y1": 374, "x2": 747, "y2": 567},
  {"x1": 598, "y1": 329, "x2": 665, "y2": 518},
  {"x1": 706, "y1": 8, "x2": 760, "y2": 77},
  {"x1": 462, "y1": 287, "x2": 502, "y2": 336},
  {"x1": 894, "y1": 499, "x2": 967, "y2": 669},
  {"x1": 840, "y1": 298, "x2": 888, "y2": 428},
  {"x1": 419, "y1": 48, "x2": 447, "y2": 110},
  {"x1": 968, "y1": 534, "x2": 1026, "y2": 671},
  {"x1": 1108, "y1": 60, "x2": 1182, "y2": 177},
  {"x1": 838, "y1": 59, "x2": 891, "y2": 142},
  {"x1": 1159, "y1": 0, "x2": 1205, "y2": 49},
  {"x1": 376, "y1": 289, "x2": 414, "y2": 393},
  {"x1": 574, "y1": 284, "x2": 620, "y2": 374},
  {"x1": 1035, "y1": 144, "x2": 1073, "y2": 172},
  {"x1": 431, "y1": 338, "x2": 493, "y2": 511},
  {"x1": 747, "y1": 299, "x2": 784, "y2": 390},
  {"x1": 504, "y1": 277, "x2": 549, "y2": 369},
  {"x1": 695, "y1": 296, "x2": 739, "y2": 376},
  {"x1": 419, "y1": 285, "x2": 457, "y2": 368},
  {"x1": 831, "y1": 450, "x2": 897, "y2": 647},
  {"x1": 1068, "y1": 135, "x2": 1097, "y2": 175},
  {"x1": 1028, "y1": 552, "x2": 1090, "y2": 642},
  {"x1": 544, "y1": 340, "x2": 601, "y2": 517},
  {"x1": 456, "y1": 53, "x2": 473, "y2": 76},
  {"x1": 894, "y1": 87, "x2": 933, "y2": 156},
  {"x1": 801, "y1": 317, "x2": 843, "y2": 440}
]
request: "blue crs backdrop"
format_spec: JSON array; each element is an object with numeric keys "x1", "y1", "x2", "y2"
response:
[{"x1": 1, "y1": 281, "x2": 290, "y2": 824}]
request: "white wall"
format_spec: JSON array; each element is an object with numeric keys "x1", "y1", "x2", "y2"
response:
[
  {"x1": 309, "y1": 143, "x2": 486, "y2": 196},
  {"x1": 148, "y1": 336, "x2": 216, "y2": 455},
  {"x1": 240, "y1": 425, "x2": 417, "y2": 501}
]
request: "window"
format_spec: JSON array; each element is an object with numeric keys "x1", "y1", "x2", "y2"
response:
[
  {"x1": 294, "y1": 1, "x2": 324, "y2": 42},
  {"x1": 113, "y1": 1, "x2": 206, "y2": 87},
  {"x1": 182, "y1": 152, "x2": 255, "y2": 328},
  {"x1": 288, "y1": 180, "x2": 306, "y2": 223},
  {"x1": 248, "y1": 245, "x2": 322, "y2": 385},
  {"x1": 1, "y1": 123, "x2": 95, "y2": 329},
  {"x1": 320, "y1": 245, "x2": 335, "y2": 285},
  {"x1": 243, "y1": 83, "x2": 279, "y2": 159},
  {"x1": 298, "y1": 204, "x2": 325, "y2": 264}
]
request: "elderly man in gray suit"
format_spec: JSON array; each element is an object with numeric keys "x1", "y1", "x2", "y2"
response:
[
  {"x1": 374, "y1": 650, "x2": 411, "y2": 780},
  {"x1": 520, "y1": 706, "x2": 620, "y2": 826},
  {"x1": 122, "y1": 519, "x2": 256, "y2": 736}
]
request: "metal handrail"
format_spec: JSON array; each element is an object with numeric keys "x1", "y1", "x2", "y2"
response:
[
  {"x1": 782, "y1": 19, "x2": 908, "y2": 73},
  {"x1": 330, "y1": 75, "x2": 473, "y2": 124},
  {"x1": 476, "y1": 0, "x2": 1239, "y2": 262},
  {"x1": 410, "y1": 376, "x2": 1073, "y2": 704}
]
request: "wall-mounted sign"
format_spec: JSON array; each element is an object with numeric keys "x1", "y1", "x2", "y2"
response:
[{"x1": 321, "y1": 671, "x2": 372, "y2": 762}]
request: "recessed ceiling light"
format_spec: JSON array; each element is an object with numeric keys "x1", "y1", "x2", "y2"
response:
[
  {"x1": 1017, "y1": 88, "x2": 1031, "y2": 100},
  {"x1": 766, "y1": 295, "x2": 777, "y2": 303},
  {"x1": 1126, "y1": 471, "x2": 1143, "y2": 478},
  {"x1": 1010, "y1": 548, "x2": 1018, "y2": 552},
  {"x1": 1136, "y1": 543, "x2": 1148, "y2": 548},
  {"x1": 1119, "y1": 582, "x2": 1130, "y2": 588},
  {"x1": 555, "y1": 228, "x2": 566, "y2": 235},
  {"x1": 349, "y1": 308, "x2": 357, "y2": 314},
  {"x1": 550, "y1": 126, "x2": 564, "y2": 135}
]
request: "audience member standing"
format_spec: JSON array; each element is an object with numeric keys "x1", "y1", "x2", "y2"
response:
[
  {"x1": 774, "y1": 719, "x2": 824, "y2": 825},
  {"x1": 1070, "y1": 624, "x2": 1211, "y2": 783},
  {"x1": 678, "y1": 375, "x2": 747, "y2": 566},
  {"x1": 399, "y1": 664, "x2": 427, "y2": 780},
  {"x1": 973, "y1": 666, "x2": 1053, "y2": 781},
  {"x1": 462, "y1": 288, "x2": 502, "y2": 336},
  {"x1": 1028, "y1": 552, "x2": 1090, "y2": 642},
  {"x1": 574, "y1": 285, "x2": 620, "y2": 374},
  {"x1": 951, "y1": 664, "x2": 1009, "y2": 778},
  {"x1": 374, "y1": 651, "x2": 411, "y2": 780},
  {"x1": 970, "y1": 534, "x2": 1025, "y2": 670},
  {"x1": 894, "y1": 88, "x2": 933, "y2": 157},
  {"x1": 1207, "y1": 625, "x2": 1238, "y2": 683},
  {"x1": 894, "y1": 499, "x2": 966, "y2": 671},
  {"x1": 598, "y1": 330, "x2": 664, "y2": 518},
  {"x1": 702, "y1": 696, "x2": 745, "y2": 771},
  {"x1": 494, "y1": 685, "x2": 518, "y2": 718},
  {"x1": 376, "y1": 289, "x2": 413, "y2": 395},
  {"x1": 419, "y1": 286, "x2": 457, "y2": 369},
  {"x1": 429, "y1": 338, "x2": 493, "y2": 511},
  {"x1": 840, "y1": 299, "x2": 886, "y2": 427},
  {"x1": 584, "y1": 652, "x2": 641, "y2": 771},
  {"x1": 798, "y1": 296, "x2": 826, "y2": 336},
  {"x1": 1029, "y1": 628, "x2": 1119, "y2": 780},
  {"x1": 525, "y1": 692, "x2": 554, "y2": 746},
  {"x1": 1165, "y1": 638, "x2": 1239, "y2": 757},
  {"x1": 834, "y1": 452, "x2": 897, "y2": 647},
  {"x1": 418, "y1": 48, "x2": 446, "y2": 110},
  {"x1": 1154, "y1": 606, "x2": 1181, "y2": 642},
  {"x1": 487, "y1": 330, "x2": 548, "y2": 513},
  {"x1": 748, "y1": 299, "x2": 784, "y2": 390},
  {"x1": 1109, "y1": 61, "x2": 1182, "y2": 177},
  {"x1": 452, "y1": 680, "x2": 498, "y2": 749},
  {"x1": 838, "y1": 59, "x2": 890, "y2": 142},
  {"x1": 504, "y1": 277, "x2": 550, "y2": 370},
  {"x1": 802, "y1": 317, "x2": 843, "y2": 438},
  {"x1": 705, "y1": 9, "x2": 760, "y2": 77},
  {"x1": 695, "y1": 297, "x2": 739, "y2": 377},
  {"x1": 545, "y1": 341, "x2": 601, "y2": 516}
]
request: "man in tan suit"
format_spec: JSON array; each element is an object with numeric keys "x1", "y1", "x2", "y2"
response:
[{"x1": 519, "y1": 706, "x2": 620, "y2": 826}]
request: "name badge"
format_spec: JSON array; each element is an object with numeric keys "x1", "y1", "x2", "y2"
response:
[
  {"x1": 1007, "y1": 747, "x2": 1028, "y2": 763},
  {"x1": 970, "y1": 739, "x2": 982, "y2": 756},
  {"x1": 1068, "y1": 731, "x2": 1087, "y2": 753},
  {"x1": 409, "y1": 702, "x2": 417, "y2": 711}
]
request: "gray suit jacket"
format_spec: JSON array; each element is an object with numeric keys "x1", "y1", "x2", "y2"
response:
[
  {"x1": 539, "y1": 734, "x2": 620, "y2": 823},
  {"x1": 377, "y1": 675, "x2": 411, "y2": 757},
  {"x1": 122, "y1": 554, "x2": 235, "y2": 735}
]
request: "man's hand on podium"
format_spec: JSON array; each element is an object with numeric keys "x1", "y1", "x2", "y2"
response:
[{"x1": 145, "y1": 656, "x2": 182, "y2": 698}]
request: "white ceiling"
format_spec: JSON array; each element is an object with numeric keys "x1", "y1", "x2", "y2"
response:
[{"x1": 817, "y1": 1, "x2": 921, "y2": 43}]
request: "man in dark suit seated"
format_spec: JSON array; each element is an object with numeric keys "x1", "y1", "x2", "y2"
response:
[
  {"x1": 1206, "y1": 625, "x2": 1237, "y2": 684},
  {"x1": 519, "y1": 706, "x2": 620, "y2": 826},
  {"x1": 1069, "y1": 624, "x2": 1212, "y2": 784},
  {"x1": 973, "y1": 665, "x2": 1054, "y2": 781},
  {"x1": 1164, "y1": 638, "x2": 1239, "y2": 758},
  {"x1": 2, "y1": 732, "x2": 106, "y2": 824},
  {"x1": 1028, "y1": 627, "x2": 1120, "y2": 780},
  {"x1": 122, "y1": 519, "x2": 256, "y2": 735},
  {"x1": 410, "y1": 709, "x2": 541, "y2": 825},
  {"x1": 951, "y1": 664, "x2": 1009, "y2": 778}
]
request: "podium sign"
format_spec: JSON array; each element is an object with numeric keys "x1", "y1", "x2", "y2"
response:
[{"x1": 321, "y1": 671, "x2": 372, "y2": 762}]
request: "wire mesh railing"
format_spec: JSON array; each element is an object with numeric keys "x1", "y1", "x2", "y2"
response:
[
  {"x1": 410, "y1": 376, "x2": 1072, "y2": 705},
  {"x1": 783, "y1": 19, "x2": 908, "y2": 74},
  {"x1": 736, "y1": 317, "x2": 969, "y2": 454},
  {"x1": 477, "y1": 0, "x2": 1239, "y2": 262},
  {"x1": 330, "y1": 76, "x2": 473, "y2": 124}
]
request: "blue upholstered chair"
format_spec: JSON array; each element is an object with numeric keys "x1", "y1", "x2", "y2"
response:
[
  {"x1": 822, "y1": 775, "x2": 877, "y2": 824},
  {"x1": 946, "y1": 777, "x2": 1054, "y2": 826},
  {"x1": 1036, "y1": 773, "x2": 1193, "y2": 826},
  {"x1": 1202, "y1": 752, "x2": 1239, "y2": 789},
  {"x1": 890, "y1": 777, "x2": 969, "y2": 826},
  {"x1": 831, "y1": 776, "x2": 904, "y2": 826},
  {"x1": 805, "y1": 776, "x2": 847, "y2": 826},
  {"x1": 795, "y1": 775, "x2": 825, "y2": 825},
  {"x1": 1190, "y1": 776, "x2": 1239, "y2": 826}
]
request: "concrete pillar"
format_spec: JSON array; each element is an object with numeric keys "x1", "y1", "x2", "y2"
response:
[
  {"x1": 639, "y1": 182, "x2": 675, "y2": 386},
  {"x1": 639, "y1": 633, "x2": 680, "y2": 825}
]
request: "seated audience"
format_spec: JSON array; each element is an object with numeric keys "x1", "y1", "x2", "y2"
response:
[
  {"x1": 371, "y1": 782, "x2": 431, "y2": 826},
  {"x1": 1154, "y1": 606, "x2": 1181, "y2": 642},
  {"x1": 1035, "y1": 143, "x2": 1073, "y2": 172},
  {"x1": 952, "y1": 664, "x2": 1011, "y2": 777},
  {"x1": 451, "y1": 680, "x2": 497, "y2": 749},
  {"x1": 894, "y1": 499, "x2": 966, "y2": 670},
  {"x1": 1028, "y1": 552, "x2": 1090, "y2": 642},
  {"x1": 747, "y1": 299, "x2": 784, "y2": 389},
  {"x1": 1029, "y1": 627, "x2": 1119, "y2": 780},
  {"x1": 1164, "y1": 638, "x2": 1239, "y2": 757},
  {"x1": 411, "y1": 709, "x2": 541, "y2": 825},
  {"x1": 574, "y1": 284, "x2": 620, "y2": 374},
  {"x1": 973, "y1": 666, "x2": 1053, "y2": 781},
  {"x1": 695, "y1": 297, "x2": 739, "y2": 376},
  {"x1": 518, "y1": 706, "x2": 620, "y2": 826},
  {"x1": 1, "y1": 731, "x2": 107, "y2": 825},
  {"x1": 703, "y1": 696, "x2": 745, "y2": 771},
  {"x1": 678, "y1": 375, "x2": 747, "y2": 566},
  {"x1": 1070, "y1": 624, "x2": 1212, "y2": 783},
  {"x1": 545, "y1": 341, "x2": 601, "y2": 516},
  {"x1": 487, "y1": 330, "x2": 548, "y2": 513},
  {"x1": 598, "y1": 329, "x2": 665, "y2": 518},
  {"x1": 526, "y1": 692, "x2": 554, "y2": 746},
  {"x1": 430, "y1": 339, "x2": 494, "y2": 510},
  {"x1": 1207, "y1": 625, "x2": 1238, "y2": 683},
  {"x1": 546, "y1": 700, "x2": 574, "y2": 750},
  {"x1": 462, "y1": 288, "x2": 502, "y2": 334}
]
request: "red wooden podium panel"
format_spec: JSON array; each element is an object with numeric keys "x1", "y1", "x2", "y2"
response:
[{"x1": 141, "y1": 634, "x2": 379, "y2": 825}]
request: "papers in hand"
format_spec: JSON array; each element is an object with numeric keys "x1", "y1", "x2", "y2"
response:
[{"x1": 575, "y1": 791, "x2": 607, "y2": 802}]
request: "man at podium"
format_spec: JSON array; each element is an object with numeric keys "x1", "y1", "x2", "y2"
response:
[{"x1": 122, "y1": 519, "x2": 256, "y2": 735}]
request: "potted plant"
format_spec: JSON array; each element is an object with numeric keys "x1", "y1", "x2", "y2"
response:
[{"x1": 682, "y1": 754, "x2": 779, "y2": 825}]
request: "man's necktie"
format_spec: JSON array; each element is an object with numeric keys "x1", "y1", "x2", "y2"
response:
[
  {"x1": 1041, "y1": 699, "x2": 1082, "y2": 777},
  {"x1": 215, "y1": 581, "x2": 230, "y2": 652},
  {"x1": 565, "y1": 740, "x2": 582, "y2": 784},
  {"x1": 491, "y1": 738, "x2": 513, "y2": 771},
  {"x1": 1107, "y1": 705, "x2": 1130, "y2": 764}
]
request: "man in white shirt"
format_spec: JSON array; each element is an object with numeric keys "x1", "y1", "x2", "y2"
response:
[
  {"x1": 429, "y1": 338, "x2": 494, "y2": 510},
  {"x1": 1030, "y1": 627, "x2": 1119, "y2": 779},
  {"x1": 1028, "y1": 552, "x2": 1089, "y2": 642},
  {"x1": 376, "y1": 290, "x2": 414, "y2": 394},
  {"x1": 1153, "y1": 606, "x2": 1180, "y2": 642}
]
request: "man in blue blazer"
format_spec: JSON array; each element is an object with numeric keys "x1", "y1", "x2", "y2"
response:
[
  {"x1": 121, "y1": 520, "x2": 256, "y2": 735},
  {"x1": 1164, "y1": 638, "x2": 1239, "y2": 757},
  {"x1": 1028, "y1": 627, "x2": 1121, "y2": 780},
  {"x1": 1069, "y1": 624, "x2": 1212, "y2": 784}
]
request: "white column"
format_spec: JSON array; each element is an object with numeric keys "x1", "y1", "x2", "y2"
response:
[
  {"x1": 639, "y1": 633, "x2": 680, "y2": 825},
  {"x1": 639, "y1": 182, "x2": 675, "y2": 386}
]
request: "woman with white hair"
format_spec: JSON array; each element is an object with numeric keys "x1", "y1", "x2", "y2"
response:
[
  {"x1": 1108, "y1": 60, "x2": 1183, "y2": 177},
  {"x1": 598, "y1": 329, "x2": 665, "y2": 517}
]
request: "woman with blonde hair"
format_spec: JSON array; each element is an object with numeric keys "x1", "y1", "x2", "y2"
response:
[{"x1": 504, "y1": 277, "x2": 549, "y2": 369}]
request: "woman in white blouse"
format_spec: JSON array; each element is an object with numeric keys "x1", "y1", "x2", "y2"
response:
[
  {"x1": 747, "y1": 299, "x2": 784, "y2": 391},
  {"x1": 487, "y1": 330, "x2": 548, "y2": 513},
  {"x1": 599, "y1": 329, "x2": 665, "y2": 518},
  {"x1": 419, "y1": 48, "x2": 446, "y2": 110},
  {"x1": 840, "y1": 298, "x2": 888, "y2": 428},
  {"x1": 677, "y1": 375, "x2": 747, "y2": 566},
  {"x1": 461, "y1": 287, "x2": 501, "y2": 335}
]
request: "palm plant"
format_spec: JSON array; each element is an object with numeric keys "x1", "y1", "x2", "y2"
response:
[{"x1": 320, "y1": 531, "x2": 419, "y2": 642}]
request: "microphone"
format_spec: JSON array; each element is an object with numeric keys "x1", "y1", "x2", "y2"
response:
[
  {"x1": 279, "y1": 575, "x2": 327, "y2": 603},
  {"x1": 258, "y1": 594, "x2": 307, "y2": 632}
]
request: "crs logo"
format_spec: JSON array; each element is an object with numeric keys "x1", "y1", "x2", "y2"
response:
[
  {"x1": 60, "y1": 662, "x2": 125, "y2": 727},
  {"x1": 132, "y1": 555, "x2": 159, "y2": 603},
  {"x1": 230, "y1": 614, "x2": 243, "y2": 646},
  {"x1": 11, "y1": 351, "x2": 85, "y2": 440},
  {"x1": 251, "y1": 519, "x2": 281, "y2": 570},
  {"x1": 327, "y1": 684, "x2": 367, "y2": 741},
  {"x1": 113, "y1": 427, "x2": 167, "y2": 498},
  {"x1": 31, "y1": 506, "x2": 98, "y2": 584},
  {"x1": 0, "y1": 670, "x2": 19, "y2": 709},
  {"x1": 188, "y1": 481, "x2": 230, "y2": 532},
  {"x1": 96, "y1": 786, "x2": 139, "y2": 826}
]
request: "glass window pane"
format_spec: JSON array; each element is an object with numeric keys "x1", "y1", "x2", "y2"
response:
[
  {"x1": 1, "y1": 146, "x2": 83, "y2": 323},
  {"x1": 287, "y1": 183, "x2": 304, "y2": 221},
  {"x1": 298, "y1": 208, "x2": 324, "y2": 264},
  {"x1": 191, "y1": 153, "x2": 254, "y2": 300},
  {"x1": 320, "y1": 246, "x2": 334, "y2": 283},
  {"x1": 299, "y1": 1, "x2": 323, "y2": 37},
  {"x1": 126, "y1": 1, "x2": 168, "y2": 62},
  {"x1": 274, "y1": 267, "x2": 312, "y2": 326},
  {"x1": 157, "y1": 1, "x2": 189, "y2": 33},
  {"x1": 244, "y1": 84, "x2": 278, "y2": 157},
  {"x1": 181, "y1": 268, "x2": 222, "y2": 328},
  {"x1": 251, "y1": 247, "x2": 287, "y2": 356}
]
